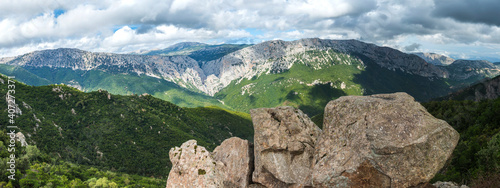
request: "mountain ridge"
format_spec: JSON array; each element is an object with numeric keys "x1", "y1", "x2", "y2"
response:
[
  {"x1": 1, "y1": 38, "x2": 453, "y2": 96},
  {"x1": 1, "y1": 38, "x2": 499, "y2": 115},
  {"x1": 414, "y1": 52, "x2": 455, "y2": 66},
  {"x1": 438, "y1": 75, "x2": 500, "y2": 101}
]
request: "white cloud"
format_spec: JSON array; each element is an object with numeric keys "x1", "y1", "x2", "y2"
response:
[{"x1": 0, "y1": 0, "x2": 499, "y2": 60}]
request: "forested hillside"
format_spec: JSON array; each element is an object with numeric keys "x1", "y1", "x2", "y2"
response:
[
  {"x1": 0, "y1": 74, "x2": 253, "y2": 187},
  {"x1": 423, "y1": 98, "x2": 500, "y2": 186}
]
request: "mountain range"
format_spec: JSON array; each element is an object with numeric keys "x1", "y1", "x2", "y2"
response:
[{"x1": 1, "y1": 38, "x2": 499, "y2": 115}]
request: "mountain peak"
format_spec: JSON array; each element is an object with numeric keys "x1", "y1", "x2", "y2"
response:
[{"x1": 413, "y1": 52, "x2": 455, "y2": 66}]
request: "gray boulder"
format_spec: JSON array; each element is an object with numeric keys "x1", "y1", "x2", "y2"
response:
[
  {"x1": 213, "y1": 137, "x2": 254, "y2": 188},
  {"x1": 166, "y1": 138, "x2": 253, "y2": 188},
  {"x1": 250, "y1": 106, "x2": 321, "y2": 187},
  {"x1": 166, "y1": 140, "x2": 224, "y2": 188},
  {"x1": 312, "y1": 93, "x2": 460, "y2": 188}
]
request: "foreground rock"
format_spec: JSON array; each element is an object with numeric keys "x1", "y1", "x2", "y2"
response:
[
  {"x1": 250, "y1": 107, "x2": 321, "y2": 187},
  {"x1": 213, "y1": 137, "x2": 254, "y2": 188},
  {"x1": 166, "y1": 140, "x2": 223, "y2": 188},
  {"x1": 166, "y1": 138, "x2": 253, "y2": 188},
  {"x1": 312, "y1": 93, "x2": 460, "y2": 187}
]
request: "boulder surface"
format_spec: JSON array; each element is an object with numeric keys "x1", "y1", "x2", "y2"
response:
[
  {"x1": 250, "y1": 106, "x2": 321, "y2": 187},
  {"x1": 312, "y1": 92, "x2": 460, "y2": 187},
  {"x1": 166, "y1": 138, "x2": 253, "y2": 188},
  {"x1": 166, "y1": 140, "x2": 223, "y2": 188},
  {"x1": 212, "y1": 137, "x2": 254, "y2": 188}
]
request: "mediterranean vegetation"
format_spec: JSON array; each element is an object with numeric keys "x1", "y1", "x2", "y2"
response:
[
  {"x1": 423, "y1": 98, "x2": 500, "y2": 186},
  {"x1": 0, "y1": 74, "x2": 253, "y2": 187}
]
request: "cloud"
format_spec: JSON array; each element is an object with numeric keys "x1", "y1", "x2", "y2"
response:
[
  {"x1": 433, "y1": 0, "x2": 500, "y2": 26},
  {"x1": 404, "y1": 43, "x2": 421, "y2": 51},
  {"x1": 0, "y1": 0, "x2": 499, "y2": 60}
]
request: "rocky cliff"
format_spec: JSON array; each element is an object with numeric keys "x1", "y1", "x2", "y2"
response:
[
  {"x1": 166, "y1": 92, "x2": 460, "y2": 188},
  {"x1": 440, "y1": 75, "x2": 500, "y2": 101},
  {"x1": 201, "y1": 39, "x2": 450, "y2": 95},
  {"x1": 442, "y1": 60, "x2": 500, "y2": 81},
  {"x1": 1, "y1": 38, "x2": 466, "y2": 96}
]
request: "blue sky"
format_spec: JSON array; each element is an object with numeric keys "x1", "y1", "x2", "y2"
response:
[{"x1": 0, "y1": 0, "x2": 499, "y2": 62}]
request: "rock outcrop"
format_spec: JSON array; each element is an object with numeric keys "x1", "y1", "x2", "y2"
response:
[
  {"x1": 441, "y1": 75, "x2": 500, "y2": 101},
  {"x1": 212, "y1": 137, "x2": 254, "y2": 188},
  {"x1": 166, "y1": 140, "x2": 224, "y2": 188},
  {"x1": 166, "y1": 92, "x2": 460, "y2": 188},
  {"x1": 443, "y1": 60, "x2": 500, "y2": 81},
  {"x1": 312, "y1": 93, "x2": 460, "y2": 187},
  {"x1": 166, "y1": 138, "x2": 253, "y2": 188},
  {"x1": 250, "y1": 107, "x2": 321, "y2": 187}
]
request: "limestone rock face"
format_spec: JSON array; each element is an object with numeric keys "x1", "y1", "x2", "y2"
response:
[
  {"x1": 250, "y1": 106, "x2": 321, "y2": 187},
  {"x1": 166, "y1": 140, "x2": 223, "y2": 188},
  {"x1": 312, "y1": 93, "x2": 460, "y2": 188},
  {"x1": 212, "y1": 137, "x2": 253, "y2": 188}
]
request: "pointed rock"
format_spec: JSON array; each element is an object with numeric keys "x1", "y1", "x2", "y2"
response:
[
  {"x1": 166, "y1": 140, "x2": 223, "y2": 188},
  {"x1": 166, "y1": 138, "x2": 253, "y2": 188},
  {"x1": 213, "y1": 137, "x2": 253, "y2": 188},
  {"x1": 250, "y1": 106, "x2": 321, "y2": 187}
]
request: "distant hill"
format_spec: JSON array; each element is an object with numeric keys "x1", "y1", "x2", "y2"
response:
[
  {"x1": 0, "y1": 48, "x2": 228, "y2": 109},
  {"x1": 438, "y1": 75, "x2": 500, "y2": 101},
  {"x1": 440, "y1": 60, "x2": 500, "y2": 88},
  {"x1": 414, "y1": 52, "x2": 455, "y2": 66},
  {"x1": 132, "y1": 42, "x2": 251, "y2": 62}
]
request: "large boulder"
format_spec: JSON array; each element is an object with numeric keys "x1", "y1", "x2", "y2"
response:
[
  {"x1": 250, "y1": 106, "x2": 321, "y2": 187},
  {"x1": 166, "y1": 138, "x2": 253, "y2": 188},
  {"x1": 212, "y1": 137, "x2": 254, "y2": 188},
  {"x1": 312, "y1": 93, "x2": 460, "y2": 188},
  {"x1": 166, "y1": 140, "x2": 223, "y2": 188}
]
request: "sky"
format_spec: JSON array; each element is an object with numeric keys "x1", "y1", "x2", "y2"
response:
[{"x1": 1, "y1": 0, "x2": 500, "y2": 62}]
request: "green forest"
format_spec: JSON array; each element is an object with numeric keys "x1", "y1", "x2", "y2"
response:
[
  {"x1": 423, "y1": 98, "x2": 500, "y2": 186},
  {"x1": 1, "y1": 71, "x2": 500, "y2": 187},
  {"x1": 0, "y1": 74, "x2": 253, "y2": 187}
]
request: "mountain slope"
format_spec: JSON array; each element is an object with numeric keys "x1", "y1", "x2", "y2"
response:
[
  {"x1": 202, "y1": 39, "x2": 450, "y2": 96},
  {"x1": 0, "y1": 64, "x2": 51, "y2": 86},
  {"x1": 0, "y1": 74, "x2": 253, "y2": 177},
  {"x1": 215, "y1": 46, "x2": 452, "y2": 115},
  {"x1": 441, "y1": 60, "x2": 500, "y2": 83},
  {"x1": 1, "y1": 38, "x2": 498, "y2": 116},
  {"x1": 423, "y1": 98, "x2": 500, "y2": 185},
  {"x1": 438, "y1": 75, "x2": 500, "y2": 101},
  {"x1": 0, "y1": 50, "x2": 228, "y2": 108}
]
